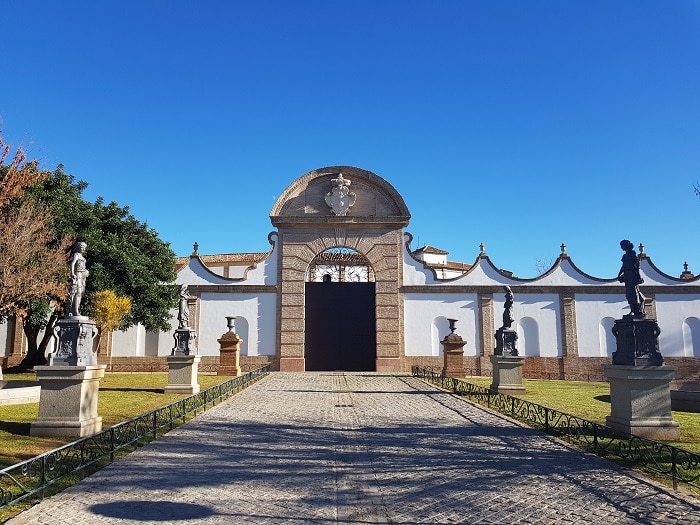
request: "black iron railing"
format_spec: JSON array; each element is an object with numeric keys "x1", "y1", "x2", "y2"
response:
[
  {"x1": 412, "y1": 366, "x2": 700, "y2": 491},
  {"x1": 0, "y1": 365, "x2": 269, "y2": 510}
]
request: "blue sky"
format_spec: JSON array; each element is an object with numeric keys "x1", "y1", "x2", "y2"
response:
[{"x1": 2, "y1": 1, "x2": 699, "y2": 279}]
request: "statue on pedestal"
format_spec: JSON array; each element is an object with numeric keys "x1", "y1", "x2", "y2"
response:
[
  {"x1": 178, "y1": 284, "x2": 190, "y2": 328},
  {"x1": 618, "y1": 240, "x2": 645, "y2": 318},
  {"x1": 51, "y1": 241, "x2": 98, "y2": 366},
  {"x1": 495, "y1": 286, "x2": 518, "y2": 356},
  {"x1": 68, "y1": 242, "x2": 89, "y2": 317},
  {"x1": 612, "y1": 239, "x2": 662, "y2": 366},
  {"x1": 173, "y1": 284, "x2": 197, "y2": 355}
]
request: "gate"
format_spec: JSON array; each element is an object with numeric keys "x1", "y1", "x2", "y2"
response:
[{"x1": 304, "y1": 282, "x2": 376, "y2": 371}]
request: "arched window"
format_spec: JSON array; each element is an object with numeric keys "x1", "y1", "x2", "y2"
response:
[{"x1": 306, "y1": 247, "x2": 374, "y2": 282}]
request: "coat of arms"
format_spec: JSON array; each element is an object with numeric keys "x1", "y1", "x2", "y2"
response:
[{"x1": 324, "y1": 174, "x2": 356, "y2": 216}]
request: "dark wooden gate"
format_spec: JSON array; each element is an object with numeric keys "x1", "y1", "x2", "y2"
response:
[{"x1": 304, "y1": 282, "x2": 376, "y2": 371}]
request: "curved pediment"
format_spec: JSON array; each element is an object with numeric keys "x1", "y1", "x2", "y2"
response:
[{"x1": 270, "y1": 166, "x2": 410, "y2": 222}]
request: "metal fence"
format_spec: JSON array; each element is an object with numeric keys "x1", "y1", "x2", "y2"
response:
[
  {"x1": 412, "y1": 366, "x2": 700, "y2": 491},
  {"x1": 0, "y1": 365, "x2": 270, "y2": 511}
]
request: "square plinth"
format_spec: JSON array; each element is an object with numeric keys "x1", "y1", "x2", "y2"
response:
[
  {"x1": 31, "y1": 365, "x2": 106, "y2": 437},
  {"x1": 490, "y1": 355, "x2": 526, "y2": 395},
  {"x1": 603, "y1": 365, "x2": 680, "y2": 440},
  {"x1": 165, "y1": 355, "x2": 201, "y2": 394}
]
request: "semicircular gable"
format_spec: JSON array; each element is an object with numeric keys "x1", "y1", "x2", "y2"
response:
[{"x1": 270, "y1": 166, "x2": 411, "y2": 218}]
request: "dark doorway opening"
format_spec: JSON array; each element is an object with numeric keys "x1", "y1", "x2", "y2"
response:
[{"x1": 304, "y1": 282, "x2": 376, "y2": 371}]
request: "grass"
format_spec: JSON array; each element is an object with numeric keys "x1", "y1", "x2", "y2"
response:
[
  {"x1": 462, "y1": 377, "x2": 700, "y2": 454},
  {"x1": 0, "y1": 373, "x2": 234, "y2": 468}
]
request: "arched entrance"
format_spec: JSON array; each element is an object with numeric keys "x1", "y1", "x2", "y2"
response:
[
  {"x1": 270, "y1": 166, "x2": 411, "y2": 372},
  {"x1": 304, "y1": 248, "x2": 376, "y2": 371}
]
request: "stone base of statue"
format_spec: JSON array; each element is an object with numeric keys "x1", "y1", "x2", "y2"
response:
[
  {"x1": 611, "y1": 317, "x2": 663, "y2": 366},
  {"x1": 165, "y1": 354, "x2": 201, "y2": 394},
  {"x1": 218, "y1": 331, "x2": 243, "y2": 376},
  {"x1": 172, "y1": 327, "x2": 197, "y2": 356},
  {"x1": 494, "y1": 328, "x2": 518, "y2": 357},
  {"x1": 490, "y1": 355, "x2": 526, "y2": 395},
  {"x1": 441, "y1": 334, "x2": 466, "y2": 378},
  {"x1": 49, "y1": 317, "x2": 99, "y2": 366},
  {"x1": 603, "y1": 365, "x2": 680, "y2": 440},
  {"x1": 30, "y1": 365, "x2": 106, "y2": 437}
]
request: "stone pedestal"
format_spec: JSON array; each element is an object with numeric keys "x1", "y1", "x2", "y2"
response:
[
  {"x1": 490, "y1": 355, "x2": 526, "y2": 395},
  {"x1": 441, "y1": 334, "x2": 466, "y2": 378},
  {"x1": 49, "y1": 317, "x2": 99, "y2": 366},
  {"x1": 218, "y1": 331, "x2": 243, "y2": 376},
  {"x1": 603, "y1": 365, "x2": 680, "y2": 440},
  {"x1": 494, "y1": 328, "x2": 518, "y2": 356},
  {"x1": 31, "y1": 365, "x2": 106, "y2": 437},
  {"x1": 165, "y1": 354, "x2": 201, "y2": 394},
  {"x1": 612, "y1": 317, "x2": 663, "y2": 366},
  {"x1": 172, "y1": 327, "x2": 197, "y2": 355}
]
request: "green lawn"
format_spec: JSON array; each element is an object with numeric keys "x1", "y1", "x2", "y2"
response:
[
  {"x1": 0, "y1": 373, "x2": 234, "y2": 468},
  {"x1": 461, "y1": 377, "x2": 700, "y2": 454}
]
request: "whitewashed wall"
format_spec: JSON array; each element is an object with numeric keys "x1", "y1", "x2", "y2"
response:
[
  {"x1": 197, "y1": 292, "x2": 276, "y2": 356},
  {"x1": 494, "y1": 293, "x2": 561, "y2": 357},
  {"x1": 574, "y1": 294, "x2": 627, "y2": 357},
  {"x1": 0, "y1": 321, "x2": 10, "y2": 358},
  {"x1": 404, "y1": 294, "x2": 479, "y2": 356},
  {"x1": 656, "y1": 294, "x2": 700, "y2": 357}
]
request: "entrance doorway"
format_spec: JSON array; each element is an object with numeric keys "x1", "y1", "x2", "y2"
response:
[
  {"x1": 304, "y1": 247, "x2": 376, "y2": 371},
  {"x1": 304, "y1": 282, "x2": 376, "y2": 371}
]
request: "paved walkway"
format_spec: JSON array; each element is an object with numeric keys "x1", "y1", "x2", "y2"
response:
[{"x1": 8, "y1": 373, "x2": 700, "y2": 524}]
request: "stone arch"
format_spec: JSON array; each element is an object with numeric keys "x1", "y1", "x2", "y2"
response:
[
  {"x1": 271, "y1": 167, "x2": 411, "y2": 372},
  {"x1": 271, "y1": 166, "x2": 410, "y2": 219}
]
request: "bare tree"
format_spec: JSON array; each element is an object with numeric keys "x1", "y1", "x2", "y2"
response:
[{"x1": 0, "y1": 201, "x2": 71, "y2": 319}]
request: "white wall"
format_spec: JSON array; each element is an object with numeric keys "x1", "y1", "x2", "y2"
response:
[
  {"x1": 198, "y1": 292, "x2": 276, "y2": 356},
  {"x1": 494, "y1": 294, "x2": 561, "y2": 357},
  {"x1": 404, "y1": 294, "x2": 479, "y2": 356},
  {"x1": 656, "y1": 294, "x2": 700, "y2": 357},
  {"x1": 574, "y1": 294, "x2": 627, "y2": 357}
]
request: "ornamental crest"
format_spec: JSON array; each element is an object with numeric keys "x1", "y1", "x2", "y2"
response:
[{"x1": 324, "y1": 174, "x2": 356, "y2": 216}]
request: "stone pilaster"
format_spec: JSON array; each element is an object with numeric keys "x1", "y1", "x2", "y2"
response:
[
  {"x1": 560, "y1": 292, "x2": 578, "y2": 357},
  {"x1": 478, "y1": 293, "x2": 494, "y2": 357}
]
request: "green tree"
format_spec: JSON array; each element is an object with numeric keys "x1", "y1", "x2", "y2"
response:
[
  {"x1": 0, "y1": 136, "x2": 73, "y2": 368},
  {"x1": 18, "y1": 168, "x2": 178, "y2": 368}
]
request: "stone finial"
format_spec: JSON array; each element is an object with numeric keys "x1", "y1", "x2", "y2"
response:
[
  {"x1": 638, "y1": 243, "x2": 645, "y2": 256},
  {"x1": 681, "y1": 261, "x2": 695, "y2": 280},
  {"x1": 560, "y1": 243, "x2": 567, "y2": 256},
  {"x1": 192, "y1": 242, "x2": 199, "y2": 256},
  {"x1": 479, "y1": 242, "x2": 486, "y2": 255}
]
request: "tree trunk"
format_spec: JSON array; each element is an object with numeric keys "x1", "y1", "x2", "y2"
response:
[{"x1": 19, "y1": 312, "x2": 58, "y2": 369}]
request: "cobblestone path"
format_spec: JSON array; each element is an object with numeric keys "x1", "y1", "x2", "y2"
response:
[{"x1": 7, "y1": 373, "x2": 700, "y2": 524}]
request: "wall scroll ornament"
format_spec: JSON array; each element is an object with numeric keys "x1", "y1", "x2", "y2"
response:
[{"x1": 325, "y1": 173, "x2": 356, "y2": 216}]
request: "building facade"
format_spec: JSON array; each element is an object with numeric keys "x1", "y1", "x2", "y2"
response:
[{"x1": 2, "y1": 166, "x2": 700, "y2": 379}]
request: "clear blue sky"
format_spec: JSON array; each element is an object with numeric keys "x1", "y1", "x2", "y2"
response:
[{"x1": 2, "y1": 1, "x2": 699, "y2": 279}]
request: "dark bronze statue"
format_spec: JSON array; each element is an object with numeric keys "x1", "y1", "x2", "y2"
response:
[
  {"x1": 618, "y1": 240, "x2": 645, "y2": 317},
  {"x1": 502, "y1": 286, "x2": 514, "y2": 329}
]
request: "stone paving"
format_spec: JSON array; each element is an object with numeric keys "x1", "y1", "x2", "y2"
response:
[{"x1": 7, "y1": 373, "x2": 700, "y2": 524}]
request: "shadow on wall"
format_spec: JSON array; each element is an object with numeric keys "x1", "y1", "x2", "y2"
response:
[
  {"x1": 431, "y1": 317, "x2": 451, "y2": 356},
  {"x1": 683, "y1": 317, "x2": 700, "y2": 357},
  {"x1": 599, "y1": 317, "x2": 616, "y2": 357},
  {"x1": 518, "y1": 317, "x2": 540, "y2": 357},
  {"x1": 236, "y1": 317, "x2": 249, "y2": 355}
]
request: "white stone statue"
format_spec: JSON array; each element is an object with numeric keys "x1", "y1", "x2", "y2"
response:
[{"x1": 67, "y1": 242, "x2": 89, "y2": 317}]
